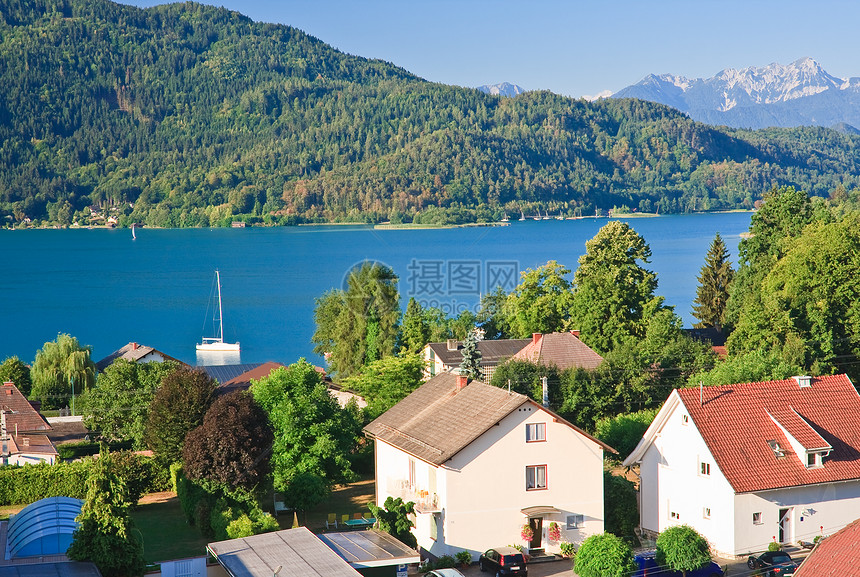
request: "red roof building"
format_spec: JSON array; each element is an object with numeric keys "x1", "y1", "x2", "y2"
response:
[
  {"x1": 794, "y1": 517, "x2": 860, "y2": 576},
  {"x1": 510, "y1": 331, "x2": 603, "y2": 371},
  {"x1": 624, "y1": 375, "x2": 860, "y2": 557}
]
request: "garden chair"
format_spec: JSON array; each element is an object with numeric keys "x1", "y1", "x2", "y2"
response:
[
  {"x1": 326, "y1": 513, "x2": 338, "y2": 529},
  {"x1": 341, "y1": 514, "x2": 350, "y2": 525}
]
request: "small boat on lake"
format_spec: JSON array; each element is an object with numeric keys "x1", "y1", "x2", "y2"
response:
[{"x1": 197, "y1": 270, "x2": 240, "y2": 352}]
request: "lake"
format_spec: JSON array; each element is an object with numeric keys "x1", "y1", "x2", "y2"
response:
[{"x1": 0, "y1": 212, "x2": 752, "y2": 368}]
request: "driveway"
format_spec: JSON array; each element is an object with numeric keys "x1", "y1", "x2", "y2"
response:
[{"x1": 459, "y1": 559, "x2": 575, "y2": 577}]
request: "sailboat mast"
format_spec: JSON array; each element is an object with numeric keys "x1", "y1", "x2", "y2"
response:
[{"x1": 216, "y1": 269, "x2": 224, "y2": 343}]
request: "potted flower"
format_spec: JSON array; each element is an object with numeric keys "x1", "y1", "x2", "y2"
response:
[
  {"x1": 548, "y1": 522, "x2": 561, "y2": 542},
  {"x1": 520, "y1": 523, "x2": 534, "y2": 542}
]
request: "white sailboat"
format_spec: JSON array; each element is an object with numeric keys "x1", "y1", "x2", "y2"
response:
[{"x1": 197, "y1": 270, "x2": 240, "y2": 352}]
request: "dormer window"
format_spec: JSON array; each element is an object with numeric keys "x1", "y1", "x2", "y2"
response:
[
  {"x1": 806, "y1": 452, "x2": 824, "y2": 468},
  {"x1": 767, "y1": 440, "x2": 786, "y2": 459}
]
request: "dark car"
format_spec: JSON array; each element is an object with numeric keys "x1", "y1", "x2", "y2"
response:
[
  {"x1": 747, "y1": 550, "x2": 799, "y2": 576},
  {"x1": 633, "y1": 551, "x2": 724, "y2": 577},
  {"x1": 479, "y1": 546, "x2": 528, "y2": 576}
]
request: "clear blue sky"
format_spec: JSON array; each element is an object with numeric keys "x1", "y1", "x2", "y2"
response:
[{"x1": 121, "y1": 0, "x2": 860, "y2": 99}]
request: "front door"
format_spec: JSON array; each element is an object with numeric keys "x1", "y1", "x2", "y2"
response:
[
  {"x1": 529, "y1": 517, "x2": 543, "y2": 550},
  {"x1": 778, "y1": 508, "x2": 792, "y2": 544}
]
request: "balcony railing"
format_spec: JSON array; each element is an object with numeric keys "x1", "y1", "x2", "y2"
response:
[{"x1": 385, "y1": 479, "x2": 441, "y2": 513}]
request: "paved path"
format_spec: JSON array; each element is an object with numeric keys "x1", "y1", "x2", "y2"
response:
[{"x1": 460, "y1": 559, "x2": 575, "y2": 577}]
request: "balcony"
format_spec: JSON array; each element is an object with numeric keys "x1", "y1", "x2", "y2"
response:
[{"x1": 385, "y1": 479, "x2": 442, "y2": 513}]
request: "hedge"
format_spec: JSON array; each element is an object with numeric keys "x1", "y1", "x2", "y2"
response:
[{"x1": 56, "y1": 440, "x2": 133, "y2": 461}]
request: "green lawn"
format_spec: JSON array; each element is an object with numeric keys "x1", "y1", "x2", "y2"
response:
[
  {"x1": 131, "y1": 494, "x2": 210, "y2": 564},
  {"x1": 279, "y1": 476, "x2": 376, "y2": 532}
]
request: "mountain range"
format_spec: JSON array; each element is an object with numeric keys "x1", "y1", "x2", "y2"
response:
[
  {"x1": 613, "y1": 58, "x2": 860, "y2": 130},
  {"x1": 476, "y1": 82, "x2": 526, "y2": 97}
]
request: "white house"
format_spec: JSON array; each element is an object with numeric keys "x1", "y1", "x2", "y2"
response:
[
  {"x1": 364, "y1": 372, "x2": 612, "y2": 561},
  {"x1": 623, "y1": 374, "x2": 860, "y2": 558},
  {"x1": 95, "y1": 342, "x2": 184, "y2": 372},
  {"x1": 422, "y1": 338, "x2": 530, "y2": 382}
]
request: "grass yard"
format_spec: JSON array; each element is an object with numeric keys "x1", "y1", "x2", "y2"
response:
[
  {"x1": 278, "y1": 475, "x2": 376, "y2": 532},
  {"x1": 132, "y1": 492, "x2": 210, "y2": 564}
]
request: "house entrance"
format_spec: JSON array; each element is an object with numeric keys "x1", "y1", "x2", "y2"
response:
[
  {"x1": 528, "y1": 517, "x2": 543, "y2": 551},
  {"x1": 778, "y1": 508, "x2": 792, "y2": 544}
]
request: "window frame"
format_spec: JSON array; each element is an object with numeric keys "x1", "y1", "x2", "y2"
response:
[
  {"x1": 700, "y1": 461, "x2": 711, "y2": 476},
  {"x1": 526, "y1": 422, "x2": 546, "y2": 443},
  {"x1": 703, "y1": 507, "x2": 711, "y2": 519},
  {"x1": 566, "y1": 514, "x2": 584, "y2": 529},
  {"x1": 753, "y1": 512, "x2": 763, "y2": 525},
  {"x1": 525, "y1": 464, "x2": 548, "y2": 491}
]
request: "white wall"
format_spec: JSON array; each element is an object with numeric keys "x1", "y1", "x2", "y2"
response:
[
  {"x1": 639, "y1": 402, "x2": 736, "y2": 556},
  {"x1": 733, "y1": 480, "x2": 860, "y2": 555},
  {"x1": 437, "y1": 402, "x2": 604, "y2": 560}
]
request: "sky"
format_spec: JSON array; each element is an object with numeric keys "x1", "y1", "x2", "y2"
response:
[{"x1": 121, "y1": 0, "x2": 860, "y2": 99}]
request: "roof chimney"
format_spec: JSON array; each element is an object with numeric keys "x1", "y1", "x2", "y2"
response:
[
  {"x1": 131, "y1": 342, "x2": 138, "y2": 350},
  {"x1": 447, "y1": 339, "x2": 458, "y2": 351},
  {"x1": 793, "y1": 375, "x2": 812, "y2": 388},
  {"x1": 532, "y1": 333, "x2": 542, "y2": 346},
  {"x1": 456, "y1": 374, "x2": 469, "y2": 391},
  {"x1": 570, "y1": 330, "x2": 580, "y2": 338}
]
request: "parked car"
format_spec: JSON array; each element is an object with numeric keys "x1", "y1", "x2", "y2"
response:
[
  {"x1": 427, "y1": 570, "x2": 466, "y2": 577},
  {"x1": 746, "y1": 550, "x2": 799, "y2": 576},
  {"x1": 479, "y1": 546, "x2": 528, "y2": 576},
  {"x1": 633, "y1": 551, "x2": 724, "y2": 577}
]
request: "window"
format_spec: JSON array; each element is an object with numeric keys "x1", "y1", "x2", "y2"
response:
[
  {"x1": 753, "y1": 512, "x2": 762, "y2": 525},
  {"x1": 526, "y1": 465, "x2": 547, "y2": 490},
  {"x1": 703, "y1": 507, "x2": 711, "y2": 519},
  {"x1": 430, "y1": 513, "x2": 439, "y2": 541},
  {"x1": 566, "y1": 514, "x2": 584, "y2": 529},
  {"x1": 670, "y1": 511, "x2": 680, "y2": 519},
  {"x1": 526, "y1": 422, "x2": 546, "y2": 442},
  {"x1": 807, "y1": 452, "x2": 823, "y2": 468},
  {"x1": 408, "y1": 458, "x2": 416, "y2": 488},
  {"x1": 700, "y1": 462, "x2": 711, "y2": 476},
  {"x1": 682, "y1": 414, "x2": 689, "y2": 425}
]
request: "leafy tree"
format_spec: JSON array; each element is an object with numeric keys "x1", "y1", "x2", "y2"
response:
[
  {"x1": 30, "y1": 333, "x2": 96, "y2": 409},
  {"x1": 655, "y1": 525, "x2": 711, "y2": 577},
  {"x1": 282, "y1": 472, "x2": 329, "y2": 523},
  {"x1": 573, "y1": 533, "x2": 635, "y2": 577},
  {"x1": 477, "y1": 285, "x2": 512, "y2": 340},
  {"x1": 342, "y1": 354, "x2": 425, "y2": 420},
  {"x1": 490, "y1": 360, "x2": 562, "y2": 408},
  {"x1": 144, "y1": 366, "x2": 217, "y2": 465},
  {"x1": 0, "y1": 356, "x2": 31, "y2": 397},
  {"x1": 368, "y1": 497, "x2": 416, "y2": 548},
  {"x1": 79, "y1": 360, "x2": 177, "y2": 447},
  {"x1": 503, "y1": 261, "x2": 574, "y2": 338},
  {"x1": 570, "y1": 222, "x2": 666, "y2": 354},
  {"x1": 691, "y1": 233, "x2": 734, "y2": 331},
  {"x1": 687, "y1": 350, "x2": 801, "y2": 388},
  {"x1": 67, "y1": 449, "x2": 145, "y2": 577},
  {"x1": 251, "y1": 360, "x2": 361, "y2": 492},
  {"x1": 604, "y1": 472, "x2": 639, "y2": 539},
  {"x1": 312, "y1": 262, "x2": 400, "y2": 377},
  {"x1": 458, "y1": 330, "x2": 483, "y2": 381},
  {"x1": 183, "y1": 390, "x2": 273, "y2": 491},
  {"x1": 594, "y1": 409, "x2": 659, "y2": 462},
  {"x1": 399, "y1": 297, "x2": 430, "y2": 353}
]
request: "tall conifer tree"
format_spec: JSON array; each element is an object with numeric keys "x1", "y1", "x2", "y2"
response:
[
  {"x1": 691, "y1": 233, "x2": 734, "y2": 331},
  {"x1": 459, "y1": 330, "x2": 483, "y2": 381}
]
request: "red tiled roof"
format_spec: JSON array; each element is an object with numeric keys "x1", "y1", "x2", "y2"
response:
[
  {"x1": 678, "y1": 375, "x2": 860, "y2": 493},
  {"x1": 0, "y1": 382, "x2": 51, "y2": 432},
  {"x1": 794, "y1": 517, "x2": 860, "y2": 576},
  {"x1": 220, "y1": 361, "x2": 285, "y2": 393},
  {"x1": 511, "y1": 332, "x2": 603, "y2": 370},
  {"x1": 766, "y1": 406, "x2": 830, "y2": 450}
]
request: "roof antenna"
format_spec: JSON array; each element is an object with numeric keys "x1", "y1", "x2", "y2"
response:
[{"x1": 700, "y1": 381, "x2": 703, "y2": 407}]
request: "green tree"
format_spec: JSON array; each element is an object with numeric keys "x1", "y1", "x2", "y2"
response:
[
  {"x1": 691, "y1": 233, "x2": 734, "y2": 331},
  {"x1": 251, "y1": 360, "x2": 361, "y2": 492},
  {"x1": 182, "y1": 390, "x2": 273, "y2": 491},
  {"x1": 79, "y1": 360, "x2": 177, "y2": 447},
  {"x1": 0, "y1": 356, "x2": 31, "y2": 397},
  {"x1": 594, "y1": 408, "x2": 659, "y2": 462},
  {"x1": 342, "y1": 354, "x2": 425, "y2": 420},
  {"x1": 67, "y1": 449, "x2": 145, "y2": 577},
  {"x1": 655, "y1": 525, "x2": 712, "y2": 577},
  {"x1": 312, "y1": 262, "x2": 401, "y2": 377},
  {"x1": 282, "y1": 472, "x2": 330, "y2": 523},
  {"x1": 490, "y1": 360, "x2": 562, "y2": 408},
  {"x1": 399, "y1": 297, "x2": 430, "y2": 353},
  {"x1": 504, "y1": 261, "x2": 574, "y2": 338},
  {"x1": 604, "y1": 472, "x2": 639, "y2": 539},
  {"x1": 458, "y1": 330, "x2": 483, "y2": 381},
  {"x1": 368, "y1": 497, "x2": 416, "y2": 548},
  {"x1": 30, "y1": 334, "x2": 96, "y2": 409},
  {"x1": 144, "y1": 366, "x2": 217, "y2": 465},
  {"x1": 687, "y1": 350, "x2": 801, "y2": 388},
  {"x1": 570, "y1": 222, "x2": 665, "y2": 354},
  {"x1": 477, "y1": 285, "x2": 512, "y2": 340},
  {"x1": 573, "y1": 533, "x2": 635, "y2": 577}
]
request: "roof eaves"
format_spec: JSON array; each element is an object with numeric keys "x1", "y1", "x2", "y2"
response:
[{"x1": 623, "y1": 390, "x2": 681, "y2": 467}]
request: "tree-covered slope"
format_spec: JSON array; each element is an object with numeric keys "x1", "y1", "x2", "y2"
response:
[{"x1": 3, "y1": 0, "x2": 860, "y2": 227}]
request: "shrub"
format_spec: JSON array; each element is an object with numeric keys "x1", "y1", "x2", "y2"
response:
[
  {"x1": 455, "y1": 551, "x2": 471, "y2": 566},
  {"x1": 574, "y1": 533, "x2": 635, "y2": 577},
  {"x1": 768, "y1": 540, "x2": 781, "y2": 552},
  {"x1": 56, "y1": 440, "x2": 133, "y2": 461},
  {"x1": 559, "y1": 541, "x2": 576, "y2": 558}
]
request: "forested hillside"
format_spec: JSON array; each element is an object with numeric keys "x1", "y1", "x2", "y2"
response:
[{"x1": 4, "y1": 0, "x2": 860, "y2": 227}]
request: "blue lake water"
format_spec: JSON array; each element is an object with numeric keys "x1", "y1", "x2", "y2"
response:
[{"x1": 0, "y1": 212, "x2": 751, "y2": 368}]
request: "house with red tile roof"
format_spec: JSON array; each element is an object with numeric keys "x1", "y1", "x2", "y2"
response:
[
  {"x1": 0, "y1": 382, "x2": 59, "y2": 465},
  {"x1": 623, "y1": 375, "x2": 860, "y2": 558},
  {"x1": 509, "y1": 331, "x2": 603, "y2": 371},
  {"x1": 364, "y1": 372, "x2": 614, "y2": 561},
  {"x1": 794, "y1": 516, "x2": 860, "y2": 576}
]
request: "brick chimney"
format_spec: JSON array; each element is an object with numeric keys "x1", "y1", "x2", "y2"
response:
[
  {"x1": 456, "y1": 374, "x2": 469, "y2": 390},
  {"x1": 532, "y1": 333, "x2": 542, "y2": 345},
  {"x1": 131, "y1": 342, "x2": 138, "y2": 350},
  {"x1": 570, "y1": 330, "x2": 580, "y2": 338}
]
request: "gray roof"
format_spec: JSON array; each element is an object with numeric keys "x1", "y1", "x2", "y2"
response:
[
  {"x1": 363, "y1": 372, "x2": 529, "y2": 465},
  {"x1": 208, "y1": 527, "x2": 362, "y2": 577},
  {"x1": 95, "y1": 342, "x2": 183, "y2": 372},
  {"x1": 317, "y1": 530, "x2": 420, "y2": 568},
  {"x1": 198, "y1": 363, "x2": 264, "y2": 384},
  {"x1": 427, "y1": 339, "x2": 531, "y2": 368}
]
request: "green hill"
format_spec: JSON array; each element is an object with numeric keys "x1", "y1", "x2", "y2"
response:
[{"x1": 3, "y1": 0, "x2": 860, "y2": 227}]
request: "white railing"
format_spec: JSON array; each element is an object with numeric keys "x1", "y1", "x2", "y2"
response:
[{"x1": 385, "y1": 479, "x2": 441, "y2": 512}]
